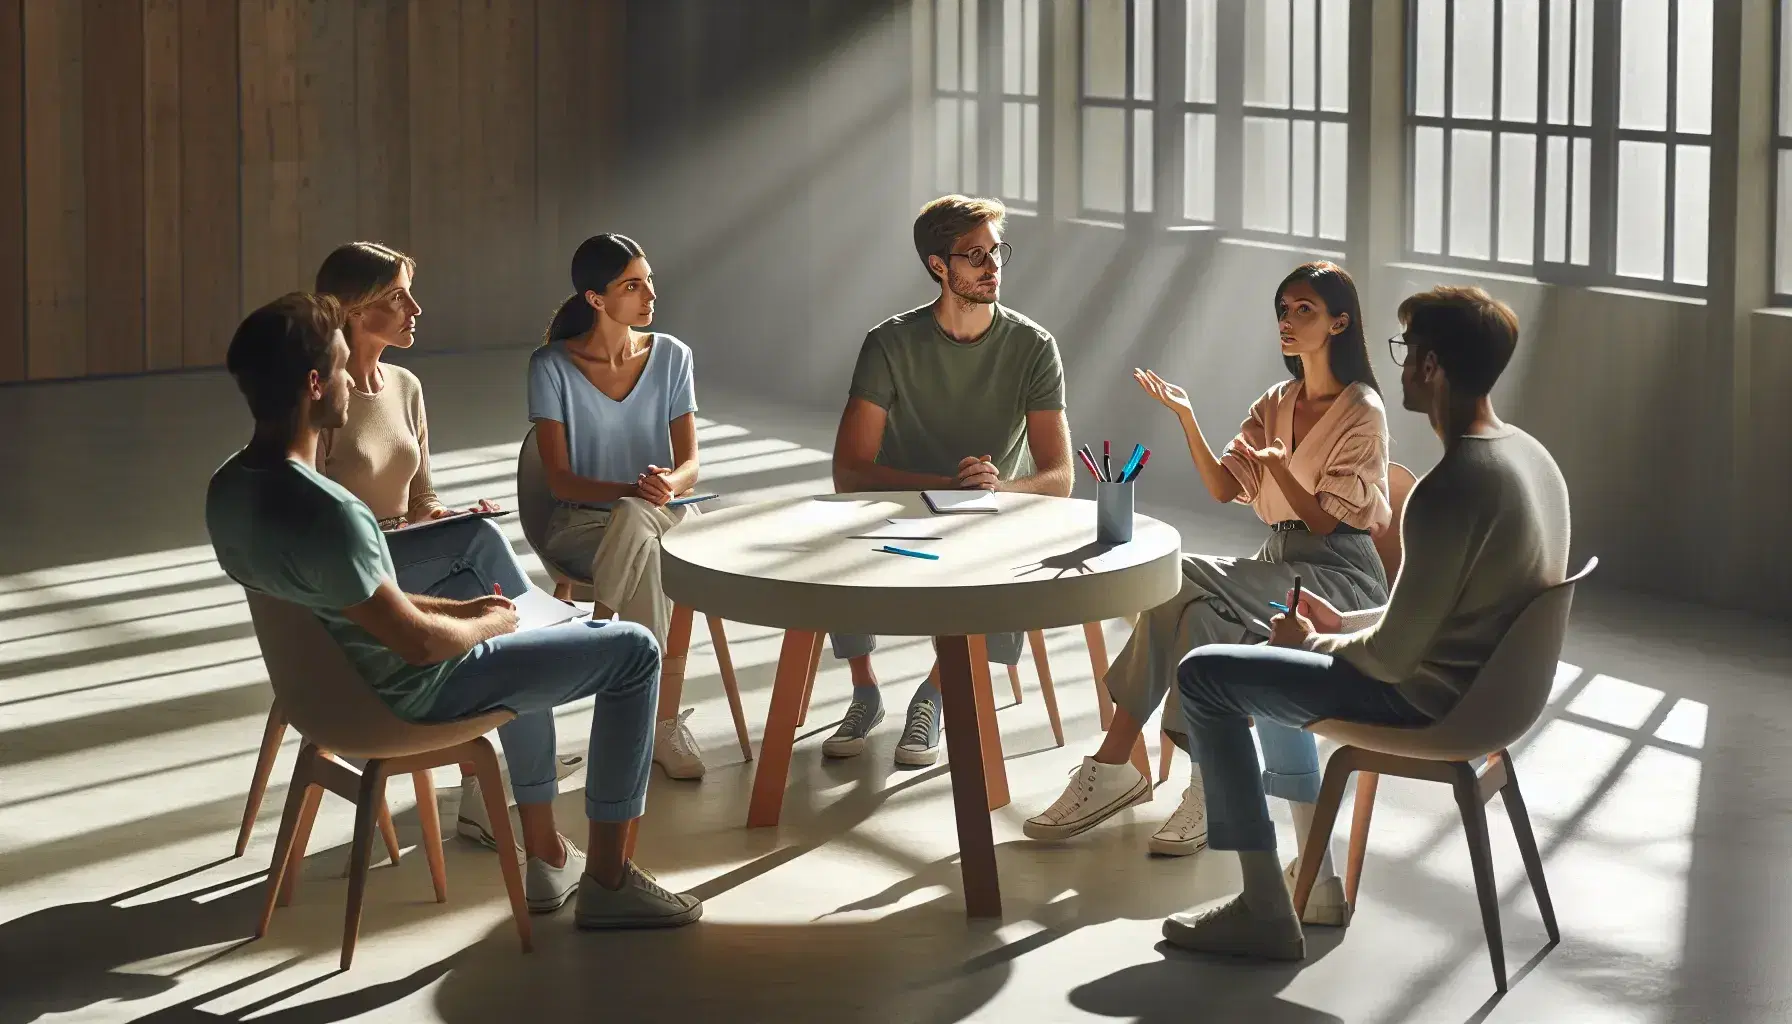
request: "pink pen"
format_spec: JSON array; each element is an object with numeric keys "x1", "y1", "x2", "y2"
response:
[{"x1": 1125, "y1": 449, "x2": 1153, "y2": 482}]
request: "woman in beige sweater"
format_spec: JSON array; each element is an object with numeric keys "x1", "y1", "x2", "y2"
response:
[
  {"x1": 1022, "y1": 262, "x2": 1392, "y2": 895},
  {"x1": 314, "y1": 242, "x2": 570, "y2": 851}
]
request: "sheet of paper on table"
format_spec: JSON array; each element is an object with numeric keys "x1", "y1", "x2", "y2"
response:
[{"x1": 849, "y1": 518, "x2": 948, "y2": 540}]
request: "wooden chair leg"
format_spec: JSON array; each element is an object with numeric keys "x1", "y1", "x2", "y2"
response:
[
  {"x1": 1005, "y1": 662, "x2": 1023, "y2": 703},
  {"x1": 797, "y1": 631, "x2": 823, "y2": 727},
  {"x1": 1082, "y1": 622, "x2": 1114, "y2": 729},
  {"x1": 1454, "y1": 765, "x2": 1508, "y2": 993},
  {"x1": 339, "y1": 761, "x2": 389, "y2": 970},
  {"x1": 1345, "y1": 771, "x2": 1380, "y2": 906},
  {"x1": 708, "y1": 616, "x2": 753, "y2": 761},
  {"x1": 1026, "y1": 630, "x2": 1063, "y2": 747},
  {"x1": 377, "y1": 795, "x2": 403, "y2": 866},
  {"x1": 258, "y1": 744, "x2": 321, "y2": 938},
  {"x1": 1158, "y1": 728, "x2": 1174, "y2": 784},
  {"x1": 413, "y1": 771, "x2": 447, "y2": 904},
  {"x1": 467, "y1": 739, "x2": 533, "y2": 953},
  {"x1": 1292, "y1": 751, "x2": 1355, "y2": 918},
  {"x1": 1497, "y1": 752, "x2": 1559, "y2": 943},
  {"x1": 553, "y1": 580, "x2": 572, "y2": 601},
  {"x1": 237, "y1": 703, "x2": 288, "y2": 857},
  {"x1": 277, "y1": 784, "x2": 324, "y2": 907}
]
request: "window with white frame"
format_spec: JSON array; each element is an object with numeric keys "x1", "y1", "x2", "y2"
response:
[
  {"x1": 1237, "y1": 0, "x2": 1351, "y2": 241},
  {"x1": 1081, "y1": 0, "x2": 1156, "y2": 216},
  {"x1": 1775, "y1": 0, "x2": 1792, "y2": 302},
  {"x1": 1407, "y1": 0, "x2": 1712, "y2": 293},
  {"x1": 934, "y1": 0, "x2": 1049, "y2": 210}
]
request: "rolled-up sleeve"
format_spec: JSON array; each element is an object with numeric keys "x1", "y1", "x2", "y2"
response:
[
  {"x1": 1218, "y1": 390, "x2": 1273, "y2": 503},
  {"x1": 1314, "y1": 431, "x2": 1391, "y2": 531}
]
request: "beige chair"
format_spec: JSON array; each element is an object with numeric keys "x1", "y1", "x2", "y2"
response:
[
  {"x1": 243, "y1": 591, "x2": 530, "y2": 969},
  {"x1": 1291, "y1": 558, "x2": 1597, "y2": 993},
  {"x1": 517, "y1": 425, "x2": 753, "y2": 760},
  {"x1": 1156, "y1": 462, "x2": 1420, "y2": 784}
]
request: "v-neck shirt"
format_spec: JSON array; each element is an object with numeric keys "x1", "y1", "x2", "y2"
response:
[
  {"x1": 1218, "y1": 378, "x2": 1392, "y2": 531},
  {"x1": 527, "y1": 334, "x2": 698, "y2": 507}
]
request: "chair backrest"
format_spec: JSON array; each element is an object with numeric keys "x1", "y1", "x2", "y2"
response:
[
  {"x1": 244, "y1": 590, "x2": 511, "y2": 760},
  {"x1": 1372, "y1": 462, "x2": 1418, "y2": 582},
  {"x1": 1313, "y1": 558, "x2": 1598, "y2": 761},
  {"x1": 515, "y1": 426, "x2": 588, "y2": 585}
]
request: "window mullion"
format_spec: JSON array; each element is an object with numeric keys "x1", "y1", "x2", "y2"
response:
[
  {"x1": 1214, "y1": 0, "x2": 1244, "y2": 232},
  {"x1": 1589, "y1": 0, "x2": 1620, "y2": 277}
]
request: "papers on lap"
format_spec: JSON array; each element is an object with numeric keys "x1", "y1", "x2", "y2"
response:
[
  {"x1": 512, "y1": 586, "x2": 585, "y2": 631},
  {"x1": 922, "y1": 490, "x2": 999, "y2": 514},
  {"x1": 386, "y1": 508, "x2": 511, "y2": 533}
]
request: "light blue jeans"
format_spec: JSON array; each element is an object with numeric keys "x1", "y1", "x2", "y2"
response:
[
  {"x1": 416, "y1": 619, "x2": 660, "y2": 822},
  {"x1": 1177, "y1": 643, "x2": 1431, "y2": 851},
  {"x1": 387, "y1": 516, "x2": 532, "y2": 601}
]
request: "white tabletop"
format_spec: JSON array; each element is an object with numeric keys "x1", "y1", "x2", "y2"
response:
[{"x1": 661, "y1": 492, "x2": 1182, "y2": 636}]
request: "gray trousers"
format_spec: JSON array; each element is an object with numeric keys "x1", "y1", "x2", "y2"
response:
[
  {"x1": 540, "y1": 497, "x2": 699, "y2": 651},
  {"x1": 1107, "y1": 527, "x2": 1389, "y2": 744},
  {"x1": 829, "y1": 630, "x2": 1025, "y2": 667}
]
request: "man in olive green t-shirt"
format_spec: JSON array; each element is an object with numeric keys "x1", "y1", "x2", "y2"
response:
[{"x1": 826, "y1": 194, "x2": 1074, "y2": 767}]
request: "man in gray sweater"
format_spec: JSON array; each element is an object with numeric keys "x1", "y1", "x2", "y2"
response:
[{"x1": 1161, "y1": 285, "x2": 1571, "y2": 961}]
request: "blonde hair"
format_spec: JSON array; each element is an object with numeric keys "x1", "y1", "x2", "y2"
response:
[
  {"x1": 913, "y1": 194, "x2": 1006, "y2": 282},
  {"x1": 313, "y1": 242, "x2": 416, "y2": 329}
]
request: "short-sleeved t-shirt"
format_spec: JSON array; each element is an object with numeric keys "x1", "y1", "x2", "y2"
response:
[
  {"x1": 527, "y1": 334, "x2": 698, "y2": 508},
  {"x1": 206, "y1": 452, "x2": 464, "y2": 720},
  {"x1": 848, "y1": 304, "x2": 1065, "y2": 480}
]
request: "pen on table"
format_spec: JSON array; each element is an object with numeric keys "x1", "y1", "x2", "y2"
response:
[
  {"x1": 877, "y1": 545, "x2": 940, "y2": 560},
  {"x1": 1122, "y1": 448, "x2": 1152, "y2": 483},
  {"x1": 1103, "y1": 440, "x2": 1112, "y2": 483},
  {"x1": 1077, "y1": 448, "x2": 1104, "y2": 483}
]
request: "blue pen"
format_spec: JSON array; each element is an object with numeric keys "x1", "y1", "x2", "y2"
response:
[
  {"x1": 1269, "y1": 601, "x2": 1289, "y2": 613},
  {"x1": 668, "y1": 493, "x2": 720, "y2": 507},
  {"x1": 1116, "y1": 443, "x2": 1145, "y2": 482},
  {"x1": 878, "y1": 545, "x2": 940, "y2": 561}
]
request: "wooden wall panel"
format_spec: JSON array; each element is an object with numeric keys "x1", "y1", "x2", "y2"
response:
[
  {"x1": 354, "y1": 0, "x2": 409, "y2": 250},
  {"x1": 297, "y1": 0, "x2": 357, "y2": 278},
  {"x1": 180, "y1": 0, "x2": 240, "y2": 366},
  {"x1": 408, "y1": 0, "x2": 464, "y2": 349},
  {"x1": 239, "y1": 0, "x2": 301, "y2": 316},
  {"x1": 463, "y1": 0, "x2": 536, "y2": 349},
  {"x1": 0, "y1": 0, "x2": 22, "y2": 382},
  {"x1": 83, "y1": 0, "x2": 146, "y2": 375},
  {"x1": 143, "y1": 0, "x2": 183, "y2": 371},
  {"x1": 23, "y1": 0, "x2": 85, "y2": 380}
]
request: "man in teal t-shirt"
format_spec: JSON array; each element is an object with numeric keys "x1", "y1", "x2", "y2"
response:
[
  {"x1": 826, "y1": 194, "x2": 1075, "y2": 767},
  {"x1": 207, "y1": 292, "x2": 700, "y2": 930}
]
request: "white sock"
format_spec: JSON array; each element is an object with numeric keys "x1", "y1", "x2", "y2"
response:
[
  {"x1": 1290, "y1": 801, "x2": 1337, "y2": 880},
  {"x1": 1238, "y1": 850, "x2": 1298, "y2": 920}
]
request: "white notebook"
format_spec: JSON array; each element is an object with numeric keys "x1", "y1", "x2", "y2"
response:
[
  {"x1": 922, "y1": 490, "x2": 999, "y2": 514},
  {"x1": 512, "y1": 586, "x2": 586, "y2": 631}
]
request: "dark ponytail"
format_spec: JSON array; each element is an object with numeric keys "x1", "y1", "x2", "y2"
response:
[
  {"x1": 542, "y1": 233, "x2": 647, "y2": 344},
  {"x1": 1275, "y1": 260, "x2": 1380, "y2": 394}
]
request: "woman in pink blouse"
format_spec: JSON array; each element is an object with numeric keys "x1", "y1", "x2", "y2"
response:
[{"x1": 1024, "y1": 262, "x2": 1391, "y2": 887}]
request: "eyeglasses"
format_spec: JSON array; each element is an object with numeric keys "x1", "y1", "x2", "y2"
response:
[
  {"x1": 946, "y1": 242, "x2": 1013, "y2": 269},
  {"x1": 1388, "y1": 334, "x2": 1409, "y2": 367}
]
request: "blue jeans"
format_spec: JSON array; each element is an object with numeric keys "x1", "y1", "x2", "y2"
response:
[
  {"x1": 415, "y1": 619, "x2": 660, "y2": 822},
  {"x1": 388, "y1": 517, "x2": 532, "y2": 600},
  {"x1": 1177, "y1": 644, "x2": 1431, "y2": 851}
]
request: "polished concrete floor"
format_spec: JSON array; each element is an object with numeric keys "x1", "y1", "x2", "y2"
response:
[{"x1": 3, "y1": 351, "x2": 1788, "y2": 1023}]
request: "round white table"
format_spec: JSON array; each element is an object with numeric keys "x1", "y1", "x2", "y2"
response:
[{"x1": 661, "y1": 491, "x2": 1181, "y2": 917}]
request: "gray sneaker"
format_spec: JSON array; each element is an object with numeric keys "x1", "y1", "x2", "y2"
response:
[
  {"x1": 893, "y1": 699, "x2": 941, "y2": 767},
  {"x1": 573, "y1": 862, "x2": 703, "y2": 930},
  {"x1": 821, "y1": 697, "x2": 885, "y2": 759},
  {"x1": 524, "y1": 835, "x2": 585, "y2": 913}
]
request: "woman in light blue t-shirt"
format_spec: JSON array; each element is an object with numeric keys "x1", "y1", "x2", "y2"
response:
[{"x1": 529, "y1": 233, "x2": 710, "y2": 782}]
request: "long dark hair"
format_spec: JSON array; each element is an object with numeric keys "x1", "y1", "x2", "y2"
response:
[
  {"x1": 1275, "y1": 261, "x2": 1379, "y2": 394},
  {"x1": 543, "y1": 233, "x2": 647, "y2": 343}
]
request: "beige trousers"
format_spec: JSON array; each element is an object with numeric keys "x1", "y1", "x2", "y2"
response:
[{"x1": 541, "y1": 497, "x2": 698, "y2": 651}]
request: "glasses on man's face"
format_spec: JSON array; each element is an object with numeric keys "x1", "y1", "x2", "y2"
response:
[
  {"x1": 946, "y1": 242, "x2": 1013, "y2": 269},
  {"x1": 1388, "y1": 334, "x2": 1410, "y2": 367}
]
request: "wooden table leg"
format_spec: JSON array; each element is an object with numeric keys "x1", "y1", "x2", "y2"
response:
[
  {"x1": 746, "y1": 629, "x2": 819, "y2": 828},
  {"x1": 965, "y1": 636, "x2": 1010, "y2": 812},
  {"x1": 936, "y1": 635, "x2": 1002, "y2": 919}
]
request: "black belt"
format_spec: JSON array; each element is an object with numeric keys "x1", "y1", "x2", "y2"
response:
[{"x1": 1270, "y1": 520, "x2": 1369, "y2": 536}]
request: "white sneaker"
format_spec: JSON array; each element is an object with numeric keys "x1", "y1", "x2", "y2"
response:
[
  {"x1": 1147, "y1": 783, "x2": 1209, "y2": 856},
  {"x1": 1022, "y1": 757, "x2": 1151, "y2": 841},
  {"x1": 1284, "y1": 857, "x2": 1352, "y2": 926},
  {"x1": 574, "y1": 862, "x2": 703, "y2": 930},
  {"x1": 653, "y1": 708, "x2": 707, "y2": 780},
  {"x1": 893, "y1": 700, "x2": 941, "y2": 766},
  {"x1": 456, "y1": 755, "x2": 585, "y2": 852},
  {"x1": 524, "y1": 834, "x2": 586, "y2": 913},
  {"x1": 1163, "y1": 894, "x2": 1305, "y2": 961}
]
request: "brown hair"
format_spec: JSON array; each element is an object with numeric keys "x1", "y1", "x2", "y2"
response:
[
  {"x1": 913, "y1": 194, "x2": 1006, "y2": 283},
  {"x1": 225, "y1": 292, "x2": 345, "y2": 423},
  {"x1": 314, "y1": 242, "x2": 415, "y2": 333},
  {"x1": 1396, "y1": 285, "x2": 1520, "y2": 398}
]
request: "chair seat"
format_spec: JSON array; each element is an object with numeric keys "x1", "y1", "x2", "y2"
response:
[
  {"x1": 319, "y1": 709, "x2": 518, "y2": 761},
  {"x1": 1309, "y1": 718, "x2": 1496, "y2": 763}
]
